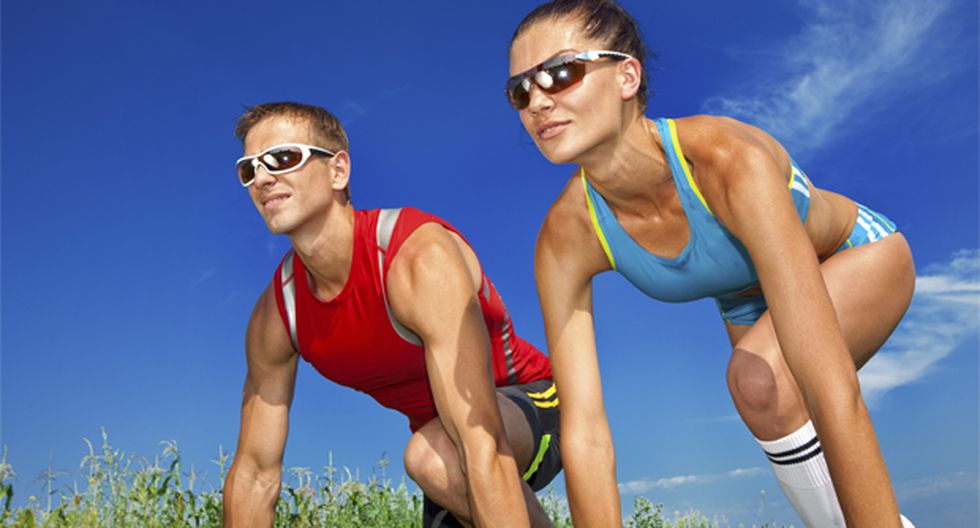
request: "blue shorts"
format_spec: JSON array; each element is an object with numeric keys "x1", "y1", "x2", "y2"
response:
[{"x1": 716, "y1": 203, "x2": 898, "y2": 326}]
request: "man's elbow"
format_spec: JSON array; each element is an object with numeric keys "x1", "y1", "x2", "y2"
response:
[
  {"x1": 458, "y1": 433, "x2": 512, "y2": 480},
  {"x1": 224, "y1": 459, "x2": 283, "y2": 507}
]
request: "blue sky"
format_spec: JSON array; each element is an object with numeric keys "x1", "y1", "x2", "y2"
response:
[{"x1": 2, "y1": 0, "x2": 977, "y2": 526}]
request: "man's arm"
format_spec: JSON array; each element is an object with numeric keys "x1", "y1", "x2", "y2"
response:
[
  {"x1": 223, "y1": 284, "x2": 299, "y2": 528},
  {"x1": 386, "y1": 223, "x2": 529, "y2": 528}
]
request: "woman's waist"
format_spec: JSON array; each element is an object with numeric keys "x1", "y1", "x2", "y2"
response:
[{"x1": 806, "y1": 188, "x2": 860, "y2": 258}]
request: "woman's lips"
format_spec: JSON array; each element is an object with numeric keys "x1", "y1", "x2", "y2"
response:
[{"x1": 537, "y1": 120, "x2": 569, "y2": 140}]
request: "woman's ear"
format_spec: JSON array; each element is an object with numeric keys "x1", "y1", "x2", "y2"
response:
[{"x1": 619, "y1": 58, "x2": 642, "y2": 102}]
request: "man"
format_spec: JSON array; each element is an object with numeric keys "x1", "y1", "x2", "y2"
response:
[{"x1": 222, "y1": 102, "x2": 561, "y2": 528}]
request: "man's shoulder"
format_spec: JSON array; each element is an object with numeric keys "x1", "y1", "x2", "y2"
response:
[{"x1": 245, "y1": 279, "x2": 296, "y2": 359}]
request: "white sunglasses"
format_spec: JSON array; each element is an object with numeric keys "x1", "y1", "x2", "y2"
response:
[{"x1": 236, "y1": 143, "x2": 336, "y2": 187}]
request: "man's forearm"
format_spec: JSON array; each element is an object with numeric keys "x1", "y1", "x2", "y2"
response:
[
  {"x1": 223, "y1": 465, "x2": 280, "y2": 527},
  {"x1": 464, "y1": 448, "x2": 530, "y2": 528}
]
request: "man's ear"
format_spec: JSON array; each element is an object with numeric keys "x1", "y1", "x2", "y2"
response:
[{"x1": 330, "y1": 150, "x2": 351, "y2": 192}]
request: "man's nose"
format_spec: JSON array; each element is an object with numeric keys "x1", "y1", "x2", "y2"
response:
[{"x1": 251, "y1": 162, "x2": 276, "y2": 187}]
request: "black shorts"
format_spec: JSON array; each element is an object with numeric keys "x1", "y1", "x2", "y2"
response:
[{"x1": 422, "y1": 378, "x2": 562, "y2": 527}]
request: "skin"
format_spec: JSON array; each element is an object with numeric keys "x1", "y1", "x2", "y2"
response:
[
  {"x1": 511, "y1": 16, "x2": 914, "y2": 528},
  {"x1": 222, "y1": 115, "x2": 551, "y2": 527}
]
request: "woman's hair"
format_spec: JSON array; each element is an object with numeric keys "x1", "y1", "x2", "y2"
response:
[{"x1": 511, "y1": 0, "x2": 652, "y2": 111}]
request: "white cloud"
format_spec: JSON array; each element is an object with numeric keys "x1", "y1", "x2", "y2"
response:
[
  {"x1": 702, "y1": 0, "x2": 954, "y2": 154},
  {"x1": 191, "y1": 267, "x2": 217, "y2": 287},
  {"x1": 619, "y1": 467, "x2": 768, "y2": 494},
  {"x1": 896, "y1": 471, "x2": 979, "y2": 501},
  {"x1": 859, "y1": 249, "x2": 980, "y2": 403},
  {"x1": 339, "y1": 100, "x2": 368, "y2": 124}
]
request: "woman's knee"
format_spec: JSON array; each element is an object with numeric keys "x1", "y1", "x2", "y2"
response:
[{"x1": 727, "y1": 347, "x2": 781, "y2": 414}]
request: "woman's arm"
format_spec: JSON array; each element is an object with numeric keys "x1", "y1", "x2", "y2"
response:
[
  {"x1": 683, "y1": 116, "x2": 902, "y2": 527},
  {"x1": 535, "y1": 190, "x2": 620, "y2": 527}
]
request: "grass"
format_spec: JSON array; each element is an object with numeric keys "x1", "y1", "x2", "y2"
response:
[{"x1": 0, "y1": 430, "x2": 791, "y2": 527}]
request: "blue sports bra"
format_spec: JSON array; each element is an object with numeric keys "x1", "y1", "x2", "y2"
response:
[{"x1": 582, "y1": 118, "x2": 812, "y2": 303}]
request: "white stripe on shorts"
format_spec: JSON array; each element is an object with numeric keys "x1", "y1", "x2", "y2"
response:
[
  {"x1": 855, "y1": 214, "x2": 880, "y2": 242},
  {"x1": 858, "y1": 208, "x2": 890, "y2": 240}
]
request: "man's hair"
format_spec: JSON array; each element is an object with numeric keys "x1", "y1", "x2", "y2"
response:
[
  {"x1": 511, "y1": 0, "x2": 654, "y2": 111},
  {"x1": 234, "y1": 101, "x2": 351, "y2": 200}
]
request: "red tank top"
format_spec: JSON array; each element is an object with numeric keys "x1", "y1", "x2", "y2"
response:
[{"x1": 273, "y1": 207, "x2": 552, "y2": 432}]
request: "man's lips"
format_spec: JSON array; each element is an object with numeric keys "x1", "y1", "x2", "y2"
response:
[
  {"x1": 537, "y1": 120, "x2": 569, "y2": 140},
  {"x1": 262, "y1": 193, "x2": 290, "y2": 209}
]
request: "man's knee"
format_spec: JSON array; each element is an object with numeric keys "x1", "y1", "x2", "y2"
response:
[
  {"x1": 727, "y1": 347, "x2": 780, "y2": 414},
  {"x1": 405, "y1": 423, "x2": 462, "y2": 493},
  {"x1": 405, "y1": 434, "x2": 442, "y2": 486}
]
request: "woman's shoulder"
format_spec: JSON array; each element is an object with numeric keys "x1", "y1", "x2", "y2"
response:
[
  {"x1": 541, "y1": 169, "x2": 591, "y2": 242},
  {"x1": 671, "y1": 115, "x2": 783, "y2": 162},
  {"x1": 537, "y1": 169, "x2": 611, "y2": 275},
  {"x1": 661, "y1": 115, "x2": 795, "y2": 230}
]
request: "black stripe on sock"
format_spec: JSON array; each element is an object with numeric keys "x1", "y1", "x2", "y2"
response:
[
  {"x1": 764, "y1": 435, "x2": 820, "y2": 459},
  {"x1": 767, "y1": 446, "x2": 823, "y2": 466}
]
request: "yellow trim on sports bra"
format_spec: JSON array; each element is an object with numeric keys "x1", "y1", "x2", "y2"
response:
[
  {"x1": 666, "y1": 119, "x2": 713, "y2": 216},
  {"x1": 581, "y1": 168, "x2": 617, "y2": 270}
]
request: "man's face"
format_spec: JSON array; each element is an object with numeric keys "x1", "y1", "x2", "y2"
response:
[{"x1": 242, "y1": 116, "x2": 339, "y2": 235}]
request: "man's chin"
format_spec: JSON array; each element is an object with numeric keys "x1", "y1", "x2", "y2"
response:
[{"x1": 264, "y1": 218, "x2": 293, "y2": 236}]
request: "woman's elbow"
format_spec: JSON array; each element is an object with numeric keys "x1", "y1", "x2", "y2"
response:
[{"x1": 805, "y1": 372, "x2": 867, "y2": 425}]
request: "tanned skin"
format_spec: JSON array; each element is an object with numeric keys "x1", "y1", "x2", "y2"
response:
[
  {"x1": 512, "y1": 16, "x2": 912, "y2": 528},
  {"x1": 223, "y1": 115, "x2": 552, "y2": 527}
]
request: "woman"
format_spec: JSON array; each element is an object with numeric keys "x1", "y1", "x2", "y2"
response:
[{"x1": 506, "y1": 1, "x2": 915, "y2": 527}]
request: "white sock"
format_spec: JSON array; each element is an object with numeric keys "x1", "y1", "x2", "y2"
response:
[
  {"x1": 757, "y1": 421, "x2": 916, "y2": 528},
  {"x1": 757, "y1": 421, "x2": 845, "y2": 528}
]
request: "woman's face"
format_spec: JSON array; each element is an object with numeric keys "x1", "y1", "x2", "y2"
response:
[{"x1": 509, "y1": 18, "x2": 629, "y2": 165}]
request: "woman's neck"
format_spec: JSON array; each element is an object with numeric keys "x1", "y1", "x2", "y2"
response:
[{"x1": 579, "y1": 116, "x2": 674, "y2": 213}]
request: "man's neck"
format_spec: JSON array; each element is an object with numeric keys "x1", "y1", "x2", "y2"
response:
[{"x1": 289, "y1": 205, "x2": 356, "y2": 301}]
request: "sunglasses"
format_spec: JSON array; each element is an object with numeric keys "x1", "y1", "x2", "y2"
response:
[
  {"x1": 506, "y1": 50, "x2": 633, "y2": 110},
  {"x1": 236, "y1": 143, "x2": 336, "y2": 187}
]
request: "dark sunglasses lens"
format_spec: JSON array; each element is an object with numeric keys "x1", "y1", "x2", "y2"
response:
[
  {"x1": 238, "y1": 161, "x2": 255, "y2": 185},
  {"x1": 509, "y1": 81, "x2": 531, "y2": 109},
  {"x1": 507, "y1": 59, "x2": 586, "y2": 109},
  {"x1": 543, "y1": 62, "x2": 585, "y2": 93},
  {"x1": 265, "y1": 147, "x2": 304, "y2": 171}
]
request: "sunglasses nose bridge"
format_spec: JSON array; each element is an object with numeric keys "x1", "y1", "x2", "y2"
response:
[
  {"x1": 526, "y1": 80, "x2": 556, "y2": 113},
  {"x1": 249, "y1": 158, "x2": 279, "y2": 185}
]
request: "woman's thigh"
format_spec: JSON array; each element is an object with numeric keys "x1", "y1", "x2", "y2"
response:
[{"x1": 727, "y1": 232, "x2": 914, "y2": 369}]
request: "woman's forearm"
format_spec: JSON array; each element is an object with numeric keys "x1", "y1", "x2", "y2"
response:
[
  {"x1": 806, "y1": 379, "x2": 902, "y2": 527},
  {"x1": 563, "y1": 422, "x2": 621, "y2": 527}
]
